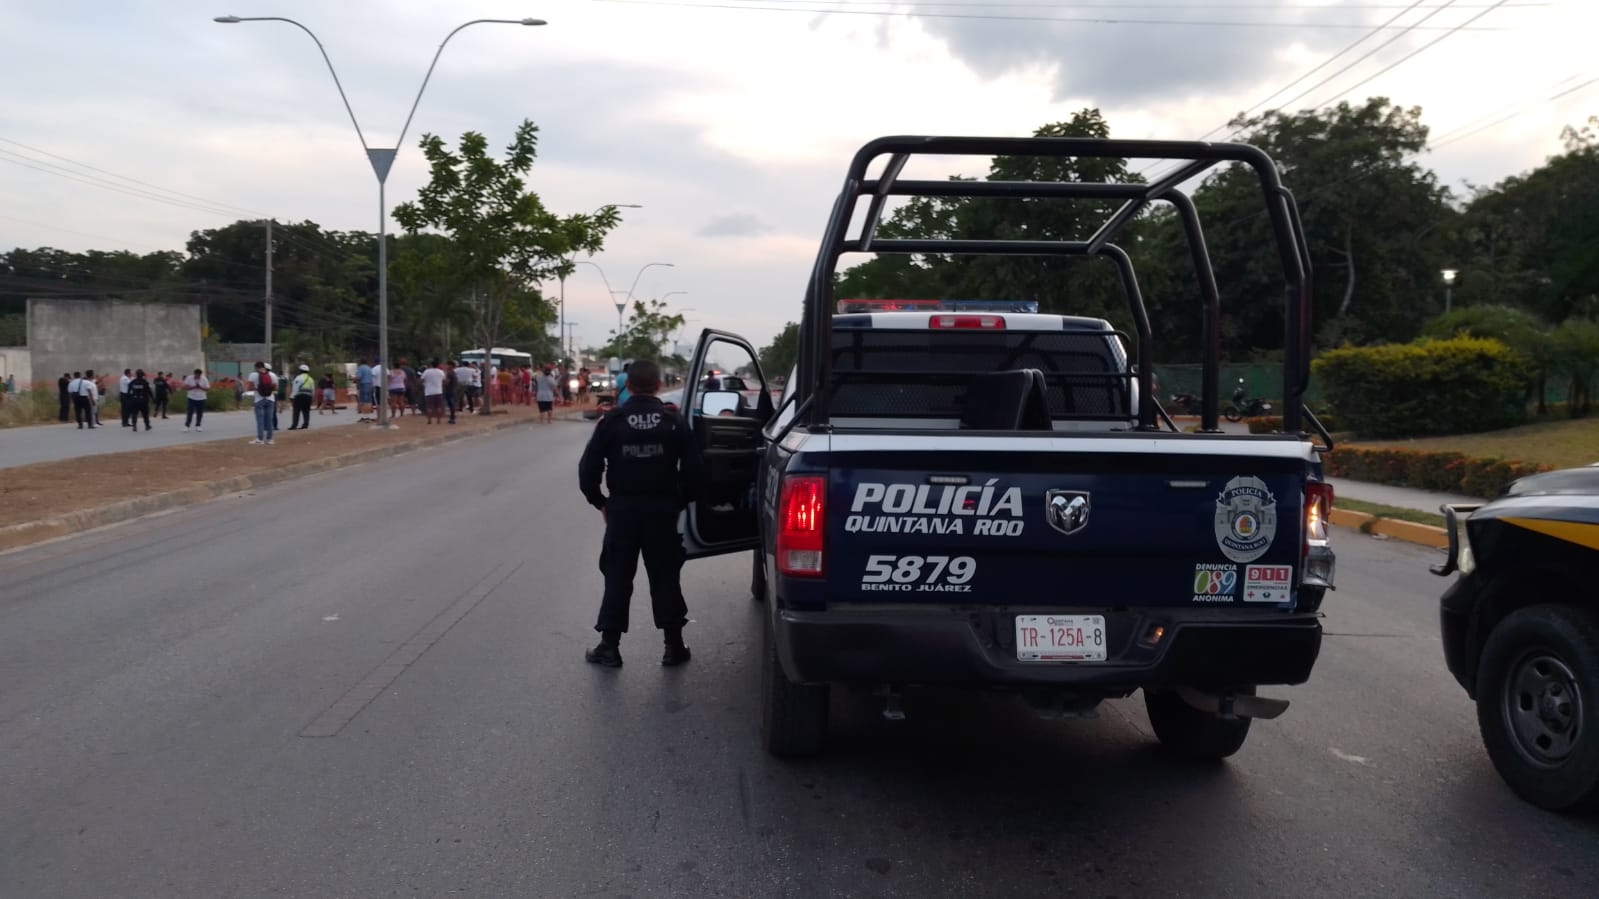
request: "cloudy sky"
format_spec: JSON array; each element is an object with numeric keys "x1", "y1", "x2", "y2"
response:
[{"x1": 1, "y1": 0, "x2": 1593, "y2": 352}]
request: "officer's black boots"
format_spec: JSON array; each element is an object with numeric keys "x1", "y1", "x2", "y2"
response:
[
  {"x1": 585, "y1": 641, "x2": 623, "y2": 667},
  {"x1": 662, "y1": 628, "x2": 691, "y2": 667}
]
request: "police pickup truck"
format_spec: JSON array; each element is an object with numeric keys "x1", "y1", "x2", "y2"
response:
[{"x1": 674, "y1": 136, "x2": 1337, "y2": 759}]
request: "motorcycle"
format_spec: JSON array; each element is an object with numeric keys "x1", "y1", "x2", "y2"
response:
[
  {"x1": 1223, "y1": 379, "x2": 1272, "y2": 422},
  {"x1": 1168, "y1": 392, "x2": 1202, "y2": 416}
]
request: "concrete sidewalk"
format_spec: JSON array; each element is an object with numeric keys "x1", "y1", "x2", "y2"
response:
[{"x1": 1328, "y1": 477, "x2": 1481, "y2": 514}]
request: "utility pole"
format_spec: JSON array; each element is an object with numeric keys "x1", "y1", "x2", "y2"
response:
[{"x1": 264, "y1": 218, "x2": 274, "y2": 368}]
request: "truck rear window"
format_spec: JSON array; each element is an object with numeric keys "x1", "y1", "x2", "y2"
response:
[{"x1": 828, "y1": 330, "x2": 1132, "y2": 421}]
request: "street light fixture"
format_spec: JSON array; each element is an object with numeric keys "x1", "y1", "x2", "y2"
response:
[
  {"x1": 1441, "y1": 268, "x2": 1459, "y2": 313},
  {"x1": 214, "y1": 14, "x2": 546, "y2": 428},
  {"x1": 557, "y1": 203, "x2": 640, "y2": 367},
  {"x1": 572, "y1": 260, "x2": 675, "y2": 335}
]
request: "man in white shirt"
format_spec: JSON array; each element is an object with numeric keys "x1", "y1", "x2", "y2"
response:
[
  {"x1": 420, "y1": 359, "x2": 447, "y2": 424},
  {"x1": 247, "y1": 361, "x2": 276, "y2": 445},
  {"x1": 182, "y1": 368, "x2": 210, "y2": 431},
  {"x1": 119, "y1": 368, "x2": 133, "y2": 427},
  {"x1": 69, "y1": 370, "x2": 99, "y2": 429}
]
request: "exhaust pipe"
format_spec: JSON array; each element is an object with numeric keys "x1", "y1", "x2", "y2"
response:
[{"x1": 1176, "y1": 687, "x2": 1289, "y2": 720}]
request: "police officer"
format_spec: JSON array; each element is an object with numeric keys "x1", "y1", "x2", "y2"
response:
[
  {"x1": 289, "y1": 364, "x2": 315, "y2": 430},
  {"x1": 126, "y1": 368, "x2": 153, "y2": 431},
  {"x1": 578, "y1": 358, "x2": 702, "y2": 668}
]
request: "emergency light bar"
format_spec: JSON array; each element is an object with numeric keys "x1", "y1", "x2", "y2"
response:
[{"x1": 837, "y1": 298, "x2": 1040, "y2": 313}]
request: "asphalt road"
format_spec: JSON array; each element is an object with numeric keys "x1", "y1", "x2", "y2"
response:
[
  {"x1": 0, "y1": 403, "x2": 366, "y2": 470},
  {"x1": 1, "y1": 423, "x2": 1595, "y2": 899}
]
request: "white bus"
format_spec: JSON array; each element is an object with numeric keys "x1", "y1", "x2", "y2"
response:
[{"x1": 458, "y1": 347, "x2": 533, "y2": 371}]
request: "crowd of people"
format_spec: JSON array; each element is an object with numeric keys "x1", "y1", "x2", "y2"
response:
[
  {"x1": 41, "y1": 355, "x2": 604, "y2": 443},
  {"x1": 55, "y1": 368, "x2": 214, "y2": 432},
  {"x1": 351, "y1": 358, "x2": 591, "y2": 426}
]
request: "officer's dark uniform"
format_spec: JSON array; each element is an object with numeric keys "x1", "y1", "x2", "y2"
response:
[
  {"x1": 126, "y1": 374, "x2": 152, "y2": 431},
  {"x1": 578, "y1": 391, "x2": 703, "y2": 667}
]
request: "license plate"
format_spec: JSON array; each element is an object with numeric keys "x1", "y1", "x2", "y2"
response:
[{"x1": 1015, "y1": 614, "x2": 1107, "y2": 662}]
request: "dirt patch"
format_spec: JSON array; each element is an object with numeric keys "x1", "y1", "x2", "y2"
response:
[{"x1": 0, "y1": 405, "x2": 560, "y2": 528}]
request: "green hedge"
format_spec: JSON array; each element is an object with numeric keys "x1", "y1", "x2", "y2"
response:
[
  {"x1": 1311, "y1": 337, "x2": 1528, "y2": 438},
  {"x1": 1245, "y1": 413, "x2": 1342, "y2": 434},
  {"x1": 1324, "y1": 447, "x2": 1551, "y2": 500}
]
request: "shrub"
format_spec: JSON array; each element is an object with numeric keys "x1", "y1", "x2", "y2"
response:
[
  {"x1": 206, "y1": 386, "x2": 239, "y2": 412},
  {"x1": 1245, "y1": 412, "x2": 1341, "y2": 434},
  {"x1": 1323, "y1": 447, "x2": 1551, "y2": 500},
  {"x1": 1312, "y1": 337, "x2": 1528, "y2": 438}
]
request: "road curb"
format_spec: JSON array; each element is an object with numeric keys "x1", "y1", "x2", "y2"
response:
[
  {"x1": 1330, "y1": 508, "x2": 1449, "y2": 549},
  {"x1": 0, "y1": 414, "x2": 537, "y2": 554}
]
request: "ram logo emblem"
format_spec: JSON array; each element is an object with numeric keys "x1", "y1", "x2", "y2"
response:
[{"x1": 1046, "y1": 490, "x2": 1092, "y2": 536}]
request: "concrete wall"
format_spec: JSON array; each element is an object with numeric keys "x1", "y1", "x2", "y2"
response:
[
  {"x1": 27, "y1": 299, "x2": 203, "y2": 383},
  {"x1": 0, "y1": 347, "x2": 30, "y2": 387}
]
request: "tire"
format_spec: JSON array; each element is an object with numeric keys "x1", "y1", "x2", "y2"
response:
[
  {"x1": 750, "y1": 548, "x2": 767, "y2": 603},
  {"x1": 1144, "y1": 687, "x2": 1253, "y2": 760},
  {"x1": 760, "y1": 614, "x2": 828, "y2": 758},
  {"x1": 1474, "y1": 604, "x2": 1599, "y2": 813},
  {"x1": 1223, "y1": 406, "x2": 1243, "y2": 423}
]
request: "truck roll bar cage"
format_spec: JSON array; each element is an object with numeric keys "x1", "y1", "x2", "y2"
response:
[{"x1": 797, "y1": 136, "x2": 1314, "y2": 436}]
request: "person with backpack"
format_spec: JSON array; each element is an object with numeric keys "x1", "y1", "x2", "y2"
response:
[
  {"x1": 126, "y1": 369, "x2": 153, "y2": 432},
  {"x1": 248, "y1": 361, "x2": 276, "y2": 445}
]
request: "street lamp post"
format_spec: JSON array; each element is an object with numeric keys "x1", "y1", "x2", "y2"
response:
[
  {"x1": 1441, "y1": 268, "x2": 1459, "y2": 313},
  {"x1": 558, "y1": 203, "x2": 640, "y2": 368},
  {"x1": 572, "y1": 260, "x2": 674, "y2": 341},
  {"x1": 214, "y1": 14, "x2": 546, "y2": 428}
]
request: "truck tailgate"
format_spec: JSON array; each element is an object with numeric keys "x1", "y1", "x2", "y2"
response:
[{"x1": 825, "y1": 442, "x2": 1311, "y2": 610}]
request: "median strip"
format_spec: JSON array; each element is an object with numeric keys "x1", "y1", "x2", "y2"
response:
[
  {"x1": 0, "y1": 406, "x2": 570, "y2": 553},
  {"x1": 1330, "y1": 498, "x2": 1449, "y2": 550}
]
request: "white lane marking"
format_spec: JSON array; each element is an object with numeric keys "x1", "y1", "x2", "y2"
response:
[{"x1": 1331, "y1": 747, "x2": 1370, "y2": 765}]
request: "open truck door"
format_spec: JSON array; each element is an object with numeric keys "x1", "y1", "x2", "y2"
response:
[{"x1": 680, "y1": 328, "x2": 774, "y2": 559}]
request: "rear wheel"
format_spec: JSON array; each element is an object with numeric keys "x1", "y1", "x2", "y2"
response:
[
  {"x1": 1475, "y1": 604, "x2": 1599, "y2": 813},
  {"x1": 760, "y1": 615, "x2": 828, "y2": 757},
  {"x1": 1144, "y1": 687, "x2": 1253, "y2": 760},
  {"x1": 1223, "y1": 406, "x2": 1244, "y2": 423}
]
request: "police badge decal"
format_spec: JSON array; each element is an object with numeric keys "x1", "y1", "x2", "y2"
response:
[{"x1": 1213, "y1": 475, "x2": 1278, "y2": 563}]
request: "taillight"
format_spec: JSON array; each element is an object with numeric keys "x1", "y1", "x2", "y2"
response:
[
  {"x1": 929, "y1": 314, "x2": 1005, "y2": 329},
  {"x1": 1304, "y1": 481, "x2": 1333, "y2": 549},
  {"x1": 777, "y1": 475, "x2": 826, "y2": 577}
]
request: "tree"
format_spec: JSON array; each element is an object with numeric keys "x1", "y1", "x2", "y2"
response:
[
  {"x1": 759, "y1": 321, "x2": 799, "y2": 378},
  {"x1": 392, "y1": 120, "x2": 617, "y2": 414},
  {"x1": 1552, "y1": 318, "x2": 1599, "y2": 417},
  {"x1": 1189, "y1": 98, "x2": 1450, "y2": 353},
  {"x1": 1421, "y1": 304, "x2": 1553, "y2": 411},
  {"x1": 1452, "y1": 119, "x2": 1599, "y2": 323},
  {"x1": 834, "y1": 111, "x2": 1143, "y2": 332},
  {"x1": 598, "y1": 298, "x2": 685, "y2": 363}
]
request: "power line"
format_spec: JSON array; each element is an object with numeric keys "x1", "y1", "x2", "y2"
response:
[
  {"x1": 1133, "y1": 0, "x2": 1436, "y2": 179},
  {"x1": 1141, "y1": 0, "x2": 1515, "y2": 184},
  {"x1": 589, "y1": 0, "x2": 1512, "y2": 28},
  {"x1": 0, "y1": 214, "x2": 176, "y2": 253},
  {"x1": 1305, "y1": 0, "x2": 1514, "y2": 109},
  {"x1": 0, "y1": 148, "x2": 256, "y2": 220},
  {"x1": 0, "y1": 136, "x2": 269, "y2": 220},
  {"x1": 721, "y1": 0, "x2": 1537, "y2": 6},
  {"x1": 745, "y1": 1, "x2": 1539, "y2": 5},
  {"x1": 1432, "y1": 71, "x2": 1599, "y2": 149}
]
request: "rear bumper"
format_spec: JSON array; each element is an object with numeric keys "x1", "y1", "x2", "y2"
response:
[{"x1": 773, "y1": 604, "x2": 1322, "y2": 690}]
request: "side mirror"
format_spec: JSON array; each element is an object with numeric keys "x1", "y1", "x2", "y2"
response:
[{"x1": 701, "y1": 390, "x2": 743, "y2": 417}]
